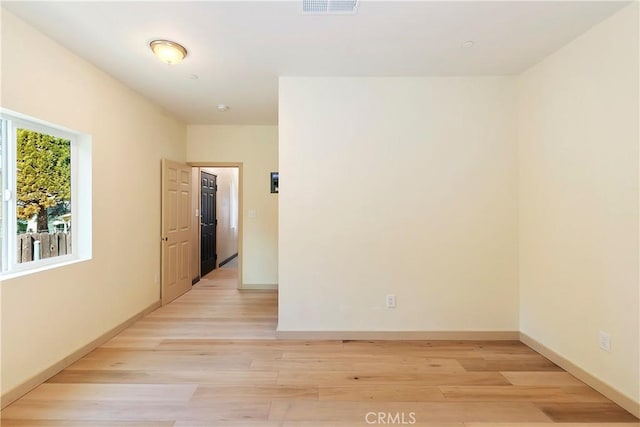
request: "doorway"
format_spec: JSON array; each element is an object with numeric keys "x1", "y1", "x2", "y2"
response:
[{"x1": 192, "y1": 165, "x2": 241, "y2": 286}]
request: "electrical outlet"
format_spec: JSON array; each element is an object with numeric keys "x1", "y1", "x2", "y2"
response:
[
  {"x1": 154, "y1": 272, "x2": 160, "y2": 284},
  {"x1": 386, "y1": 294, "x2": 396, "y2": 309},
  {"x1": 599, "y1": 331, "x2": 611, "y2": 352}
]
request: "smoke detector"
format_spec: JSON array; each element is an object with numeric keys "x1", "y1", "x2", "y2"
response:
[{"x1": 302, "y1": 0, "x2": 358, "y2": 15}]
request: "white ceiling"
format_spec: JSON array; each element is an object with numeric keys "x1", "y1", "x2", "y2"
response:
[{"x1": 3, "y1": 1, "x2": 629, "y2": 125}]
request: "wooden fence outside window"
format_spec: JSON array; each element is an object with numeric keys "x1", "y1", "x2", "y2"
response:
[{"x1": 16, "y1": 232, "x2": 71, "y2": 263}]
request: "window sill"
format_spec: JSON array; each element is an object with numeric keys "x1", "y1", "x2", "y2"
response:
[{"x1": 0, "y1": 257, "x2": 91, "y2": 281}]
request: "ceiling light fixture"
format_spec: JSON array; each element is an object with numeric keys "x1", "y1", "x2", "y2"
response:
[
  {"x1": 462, "y1": 40, "x2": 475, "y2": 48},
  {"x1": 217, "y1": 104, "x2": 230, "y2": 112},
  {"x1": 150, "y1": 39, "x2": 188, "y2": 64}
]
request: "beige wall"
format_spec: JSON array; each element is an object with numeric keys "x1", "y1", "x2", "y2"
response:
[
  {"x1": 518, "y1": 3, "x2": 639, "y2": 404},
  {"x1": 203, "y1": 167, "x2": 239, "y2": 266},
  {"x1": 279, "y1": 76, "x2": 519, "y2": 331},
  {"x1": 187, "y1": 126, "x2": 278, "y2": 287},
  {"x1": 0, "y1": 11, "x2": 186, "y2": 394}
]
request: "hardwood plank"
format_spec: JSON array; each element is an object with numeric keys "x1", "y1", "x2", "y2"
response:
[
  {"x1": 192, "y1": 385, "x2": 318, "y2": 400},
  {"x1": 501, "y1": 371, "x2": 586, "y2": 386},
  {"x1": 440, "y1": 385, "x2": 610, "y2": 402},
  {"x1": 477, "y1": 351, "x2": 551, "y2": 361},
  {"x1": 47, "y1": 369, "x2": 278, "y2": 385},
  {"x1": 280, "y1": 348, "x2": 495, "y2": 363},
  {"x1": 85, "y1": 347, "x2": 281, "y2": 358},
  {"x1": 67, "y1": 352, "x2": 252, "y2": 371},
  {"x1": 20, "y1": 384, "x2": 197, "y2": 402},
  {"x1": 339, "y1": 341, "x2": 484, "y2": 357},
  {"x1": 277, "y1": 371, "x2": 511, "y2": 386},
  {"x1": 100, "y1": 337, "x2": 164, "y2": 349},
  {"x1": 157, "y1": 339, "x2": 343, "y2": 351},
  {"x1": 0, "y1": 420, "x2": 174, "y2": 427},
  {"x1": 251, "y1": 358, "x2": 465, "y2": 373},
  {"x1": 475, "y1": 342, "x2": 540, "y2": 355},
  {"x1": 536, "y1": 402, "x2": 639, "y2": 422},
  {"x1": 459, "y1": 358, "x2": 562, "y2": 372},
  {"x1": 1, "y1": 400, "x2": 271, "y2": 423},
  {"x1": 319, "y1": 385, "x2": 445, "y2": 401},
  {"x1": 281, "y1": 350, "x2": 480, "y2": 360}
]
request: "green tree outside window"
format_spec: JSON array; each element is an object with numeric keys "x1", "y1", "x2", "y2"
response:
[{"x1": 16, "y1": 129, "x2": 71, "y2": 233}]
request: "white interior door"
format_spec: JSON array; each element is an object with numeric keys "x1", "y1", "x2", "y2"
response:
[{"x1": 161, "y1": 159, "x2": 192, "y2": 305}]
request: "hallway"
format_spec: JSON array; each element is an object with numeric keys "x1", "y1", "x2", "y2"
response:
[
  {"x1": 1, "y1": 268, "x2": 637, "y2": 425},
  {"x1": 113, "y1": 267, "x2": 278, "y2": 341}
]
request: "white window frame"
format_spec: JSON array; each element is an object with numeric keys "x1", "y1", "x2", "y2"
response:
[{"x1": 0, "y1": 109, "x2": 92, "y2": 277}]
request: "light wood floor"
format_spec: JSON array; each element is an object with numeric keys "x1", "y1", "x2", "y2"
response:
[{"x1": 2, "y1": 268, "x2": 638, "y2": 426}]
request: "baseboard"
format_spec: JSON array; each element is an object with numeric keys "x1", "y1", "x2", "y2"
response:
[
  {"x1": 520, "y1": 332, "x2": 640, "y2": 419},
  {"x1": 192, "y1": 276, "x2": 200, "y2": 285},
  {"x1": 275, "y1": 330, "x2": 519, "y2": 340},
  {"x1": 0, "y1": 300, "x2": 161, "y2": 410},
  {"x1": 241, "y1": 283, "x2": 278, "y2": 290},
  {"x1": 218, "y1": 253, "x2": 238, "y2": 267}
]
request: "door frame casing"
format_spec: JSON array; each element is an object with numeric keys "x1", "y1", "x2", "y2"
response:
[{"x1": 189, "y1": 162, "x2": 243, "y2": 290}]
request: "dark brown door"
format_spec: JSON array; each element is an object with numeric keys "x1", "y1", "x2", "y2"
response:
[{"x1": 200, "y1": 171, "x2": 217, "y2": 276}]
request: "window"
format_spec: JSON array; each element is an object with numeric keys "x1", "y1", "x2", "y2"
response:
[{"x1": 1, "y1": 110, "x2": 91, "y2": 275}]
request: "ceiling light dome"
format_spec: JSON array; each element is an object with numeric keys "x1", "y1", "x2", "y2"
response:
[{"x1": 150, "y1": 40, "x2": 188, "y2": 64}]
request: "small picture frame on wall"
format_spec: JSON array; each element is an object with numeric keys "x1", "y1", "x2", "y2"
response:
[{"x1": 270, "y1": 172, "x2": 279, "y2": 194}]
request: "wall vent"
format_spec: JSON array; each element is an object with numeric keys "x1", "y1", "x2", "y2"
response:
[{"x1": 302, "y1": 0, "x2": 359, "y2": 15}]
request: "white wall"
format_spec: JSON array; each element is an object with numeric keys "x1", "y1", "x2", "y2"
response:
[
  {"x1": 0, "y1": 11, "x2": 186, "y2": 394},
  {"x1": 204, "y1": 167, "x2": 239, "y2": 265},
  {"x1": 518, "y1": 3, "x2": 639, "y2": 404},
  {"x1": 187, "y1": 126, "x2": 278, "y2": 287},
  {"x1": 279, "y1": 77, "x2": 518, "y2": 331}
]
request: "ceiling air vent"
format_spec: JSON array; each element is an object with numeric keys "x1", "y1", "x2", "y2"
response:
[{"x1": 302, "y1": 0, "x2": 359, "y2": 15}]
